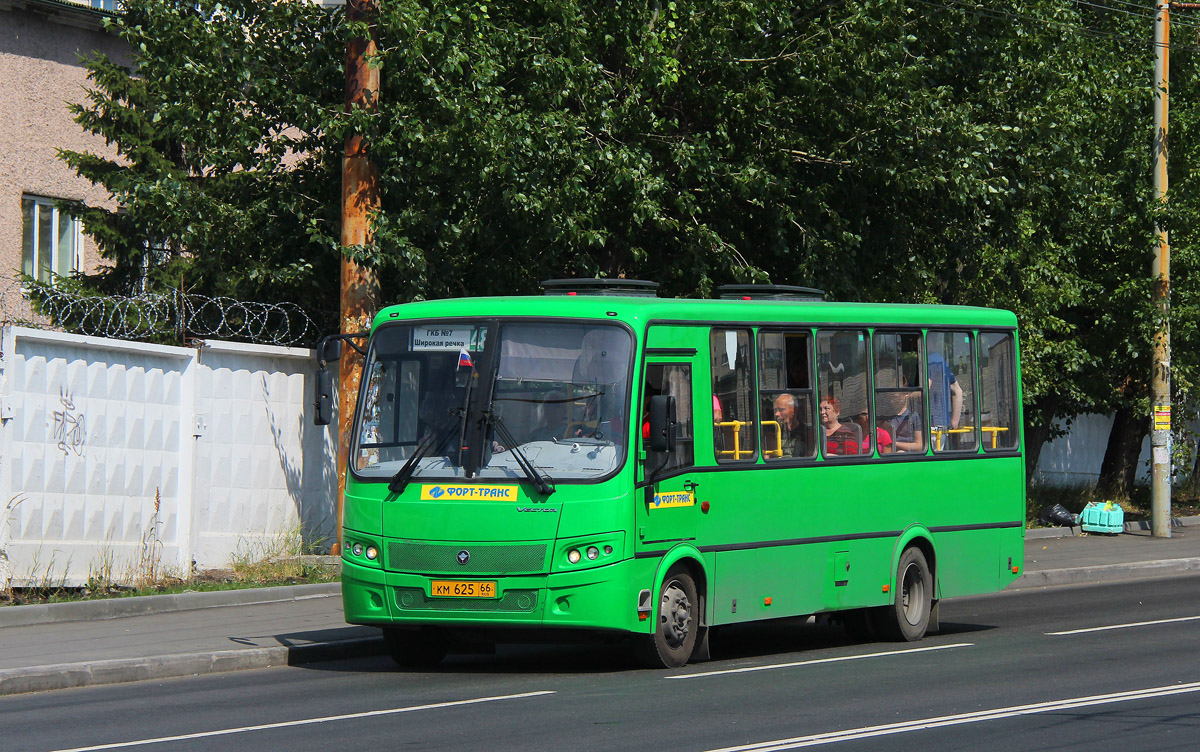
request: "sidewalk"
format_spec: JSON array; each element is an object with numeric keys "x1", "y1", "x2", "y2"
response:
[{"x1": 3, "y1": 521, "x2": 1200, "y2": 696}]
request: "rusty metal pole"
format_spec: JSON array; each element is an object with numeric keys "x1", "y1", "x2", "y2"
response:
[
  {"x1": 1151, "y1": 0, "x2": 1172, "y2": 538},
  {"x1": 335, "y1": 0, "x2": 381, "y2": 555}
]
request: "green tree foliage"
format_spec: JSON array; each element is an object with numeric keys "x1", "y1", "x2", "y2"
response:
[
  {"x1": 57, "y1": 0, "x2": 1200, "y2": 485},
  {"x1": 57, "y1": 0, "x2": 343, "y2": 307},
  {"x1": 358, "y1": 0, "x2": 1196, "y2": 464}
]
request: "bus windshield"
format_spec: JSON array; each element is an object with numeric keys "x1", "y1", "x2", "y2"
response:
[{"x1": 352, "y1": 320, "x2": 634, "y2": 483}]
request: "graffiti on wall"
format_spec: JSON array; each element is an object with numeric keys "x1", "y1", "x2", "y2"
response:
[{"x1": 52, "y1": 387, "x2": 86, "y2": 456}]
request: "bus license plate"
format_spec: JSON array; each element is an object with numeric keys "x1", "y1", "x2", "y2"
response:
[{"x1": 430, "y1": 580, "x2": 497, "y2": 598}]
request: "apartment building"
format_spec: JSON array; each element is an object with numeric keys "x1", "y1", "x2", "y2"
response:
[{"x1": 0, "y1": 0, "x2": 126, "y2": 313}]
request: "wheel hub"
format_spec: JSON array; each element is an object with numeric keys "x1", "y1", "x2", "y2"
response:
[
  {"x1": 900, "y1": 562, "x2": 926, "y2": 626},
  {"x1": 659, "y1": 582, "x2": 692, "y2": 647}
]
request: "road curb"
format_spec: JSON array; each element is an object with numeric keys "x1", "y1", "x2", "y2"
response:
[
  {"x1": 1024, "y1": 514, "x2": 1200, "y2": 540},
  {"x1": 0, "y1": 582, "x2": 342, "y2": 629},
  {"x1": 1010, "y1": 556, "x2": 1200, "y2": 589},
  {"x1": 0, "y1": 635, "x2": 386, "y2": 697}
]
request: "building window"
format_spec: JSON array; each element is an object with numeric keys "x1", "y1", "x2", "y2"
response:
[
  {"x1": 90, "y1": 0, "x2": 121, "y2": 11},
  {"x1": 21, "y1": 196, "x2": 81, "y2": 285}
]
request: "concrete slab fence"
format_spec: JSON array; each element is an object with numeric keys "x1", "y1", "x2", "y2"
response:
[{"x1": 0, "y1": 325, "x2": 337, "y2": 587}]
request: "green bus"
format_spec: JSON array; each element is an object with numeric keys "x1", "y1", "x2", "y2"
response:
[{"x1": 315, "y1": 280, "x2": 1024, "y2": 669}]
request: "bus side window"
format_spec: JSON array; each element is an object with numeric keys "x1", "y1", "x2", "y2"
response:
[
  {"x1": 758, "y1": 330, "x2": 815, "y2": 460},
  {"x1": 710, "y1": 329, "x2": 756, "y2": 462},
  {"x1": 642, "y1": 363, "x2": 694, "y2": 470},
  {"x1": 928, "y1": 330, "x2": 977, "y2": 453},
  {"x1": 816, "y1": 330, "x2": 870, "y2": 457},
  {"x1": 874, "y1": 332, "x2": 924, "y2": 455},
  {"x1": 978, "y1": 332, "x2": 1018, "y2": 450}
]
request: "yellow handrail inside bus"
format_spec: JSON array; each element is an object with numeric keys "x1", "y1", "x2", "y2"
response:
[
  {"x1": 713, "y1": 419, "x2": 777, "y2": 459},
  {"x1": 710, "y1": 417, "x2": 787, "y2": 458},
  {"x1": 761, "y1": 420, "x2": 782, "y2": 458},
  {"x1": 930, "y1": 425, "x2": 1010, "y2": 450}
]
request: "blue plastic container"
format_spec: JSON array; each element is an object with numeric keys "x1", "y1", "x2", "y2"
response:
[{"x1": 1080, "y1": 501, "x2": 1124, "y2": 534}]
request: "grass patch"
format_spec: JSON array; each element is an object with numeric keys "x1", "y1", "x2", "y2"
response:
[
  {"x1": 1, "y1": 523, "x2": 339, "y2": 608},
  {"x1": 227, "y1": 526, "x2": 328, "y2": 585},
  {"x1": 1, "y1": 559, "x2": 339, "y2": 607}
]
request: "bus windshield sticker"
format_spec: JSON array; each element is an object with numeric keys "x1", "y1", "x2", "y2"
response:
[
  {"x1": 411, "y1": 326, "x2": 487, "y2": 352},
  {"x1": 420, "y1": 484, "x2": 519, "y2": 501},
  {"x1": 651, "y1": 491, "x2": 695, "y2": 508}
]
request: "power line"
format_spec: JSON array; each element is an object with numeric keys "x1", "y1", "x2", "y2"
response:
[
  {"x1": 913, "y1": 0, "x2": 1200, "y2": 49},
  {"x1": 1074, "y1": 0, "x2": 1200, "y2": 32},
  {"x1": 913, "y1": 0, "x2": 1140, "y2": 43}
]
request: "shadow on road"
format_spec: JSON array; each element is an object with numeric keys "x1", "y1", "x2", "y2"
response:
[{"x1": 293, "y1": 615, "x2": 997, "y2": 676}]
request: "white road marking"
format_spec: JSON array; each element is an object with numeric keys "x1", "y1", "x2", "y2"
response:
[
  {"x1": 1047, "y1": 614, "x2": 1200, "y2": 635},
  {"x1": 701, "y1": 681, "x2": 1200, "y2": 751},
  {"x1": 667, "y1": 643, "x2": 974, "y2": 680},
  {"x1": 43, "y1": 691, "x2": 555, "y2": 752}
]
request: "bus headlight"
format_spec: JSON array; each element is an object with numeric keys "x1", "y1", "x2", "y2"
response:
[
  {"x1": 352, "y1": 543, "x2": 363, "y2": 557},
  {"x1": 555, "y1": 533, "x2": 625, "y2": 571},
  {"x1": 365, "y1": 546, "x2": 378, "y2": 561}
]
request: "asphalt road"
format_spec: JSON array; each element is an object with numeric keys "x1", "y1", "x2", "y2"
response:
[{"x1": 4, "y1": 575, "x2": 1200, "y2": 752}]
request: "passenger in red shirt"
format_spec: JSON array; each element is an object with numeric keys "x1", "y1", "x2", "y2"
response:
[
  {"x1": 853, "y1": 411, "x2": 893, "y2": 454},
  {"x1": 819, "y1": 395, "x2": 860, "y2": 456}
]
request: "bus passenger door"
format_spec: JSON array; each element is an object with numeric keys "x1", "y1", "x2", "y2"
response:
[{"x1": 636, "y1": 360, "x2": 700, "y2": 554}]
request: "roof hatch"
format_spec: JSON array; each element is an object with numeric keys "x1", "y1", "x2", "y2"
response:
[
  {"x1": 540, "y1": 278, "x2": 661, "y2": 297},
  {"x1": 717, "y1": 284, "x2": 825, "y2": 301}
]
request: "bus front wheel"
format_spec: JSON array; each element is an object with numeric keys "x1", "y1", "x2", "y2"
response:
[
  {"x1": 382, "y1": 627, "x2": 448, "y2": 668},
  {"x1": 638, "y1": 566, "x2": 698, "y2": 669},
  {"x1": 874, "y1": 546, "x2": 932, "y2": 642}
]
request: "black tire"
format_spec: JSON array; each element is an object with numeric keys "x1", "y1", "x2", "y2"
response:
[
  {"x1": 382, "y1": 627, "x2": 448, "y2": 668},
  {"x1": 637, "y1": 567, "x2": 699, "y2": 668},
  {"x1": 873, "y1": 547, "x2": 932, "y2": 641}
]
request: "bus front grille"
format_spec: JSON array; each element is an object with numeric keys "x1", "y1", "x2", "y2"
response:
[
  {"x1": 386, "y1": 540, "x2": 549, "y2": 575},
  {"x1": 395, "y1": 587, "x2": 539, "y2": 612}
]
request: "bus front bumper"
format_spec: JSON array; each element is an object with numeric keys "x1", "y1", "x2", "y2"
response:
[{"x1": 341, "y1": 557, "x2": 649, "y2": 634}]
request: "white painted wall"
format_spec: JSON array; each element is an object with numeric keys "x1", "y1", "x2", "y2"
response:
[
  {"x1": 0, "y1": 326, "x2": 336, "y2": 587},
  {"x1": 1031, "y1": 413, "x2": 1166, "y2": 488}
]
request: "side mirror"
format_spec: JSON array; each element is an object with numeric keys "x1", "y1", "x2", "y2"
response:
[
  {"x1": 313, "y1": 331, "x2": 369, "y2": 426},
  {"x1": 314, "y1": 367, "x2": 335, "y2": 426},
  {"x1": 647, "y1": 395, "x2": 677, "y2": 453},
  {"x1": 317, "y1": 336, "x2": 343, "y2": 364}
]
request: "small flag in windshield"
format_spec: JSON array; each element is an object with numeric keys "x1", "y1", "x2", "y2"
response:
[{"x1": 457, "y1": 347, "x2": 474, "y2": 369}]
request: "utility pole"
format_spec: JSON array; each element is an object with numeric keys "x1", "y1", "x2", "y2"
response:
[
  {"x1": 1151, "y1": 0, "x2": 1172, "y2": 538},
  {"x1": 336, "y1": 0, "x2": 381, "y2": 555}
]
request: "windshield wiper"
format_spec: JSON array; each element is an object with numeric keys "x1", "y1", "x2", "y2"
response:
[
  {"x1": 387, "y1": 432, "x2": 435, "y2": 495},
  {"x1": 388, "y1": 409, "x2": 464, "y2": 495},
  {"x1": 485, "y1": 410, "x2": 555, "y2": 497}
]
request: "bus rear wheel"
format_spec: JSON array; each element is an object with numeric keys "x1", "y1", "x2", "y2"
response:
[
  {"x1": 873, "y1": 546, "x2": 932, "y2": 642},
  {"x1": 637, "y1": 567, "x2": 698, "y2": 669},
  {"x1": 382, "y1": 627, "x2": 448, "y2": 668}
]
